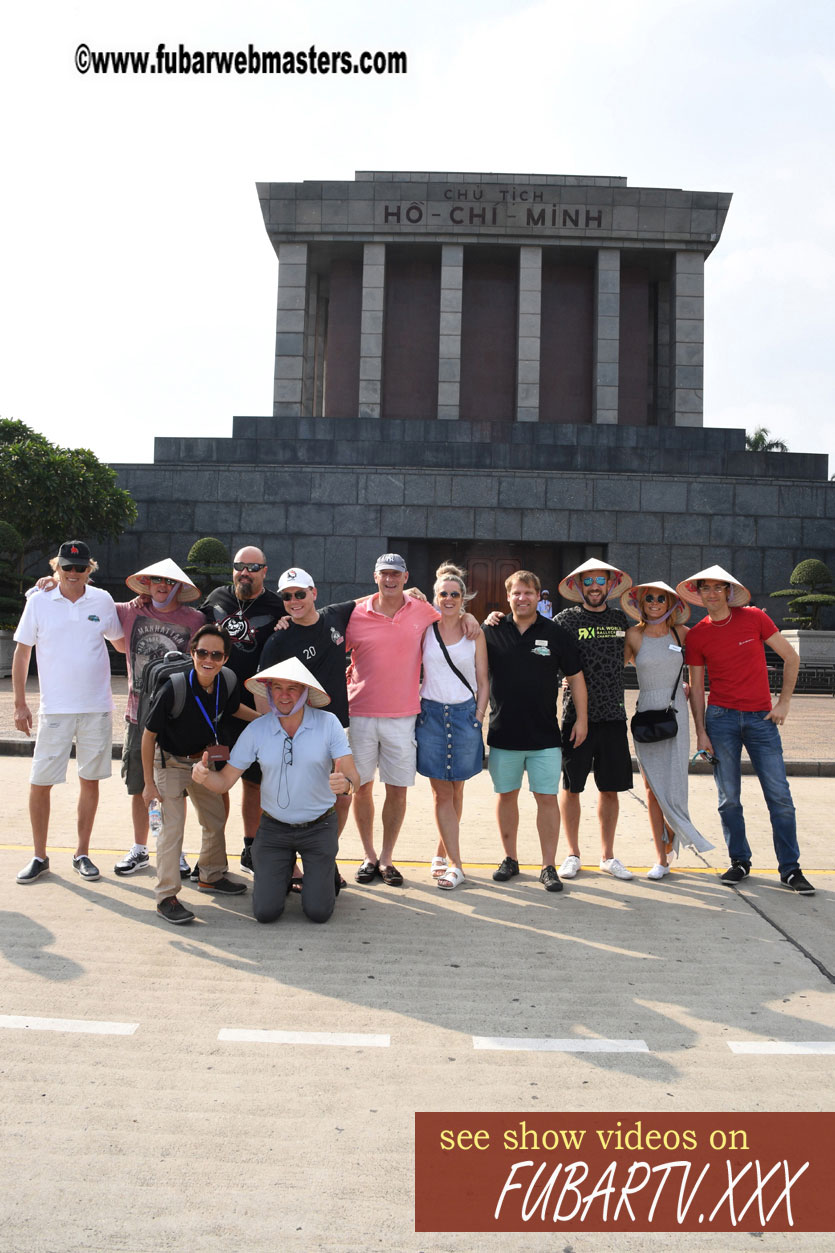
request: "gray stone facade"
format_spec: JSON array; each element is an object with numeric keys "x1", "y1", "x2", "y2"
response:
[{"x1": 89, "y1": 170, "x2": 833, "y2": 625}]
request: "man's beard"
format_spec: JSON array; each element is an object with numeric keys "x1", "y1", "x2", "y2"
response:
[{"x1": 234, "y1": 578, "x2": 259, "y2": 601}]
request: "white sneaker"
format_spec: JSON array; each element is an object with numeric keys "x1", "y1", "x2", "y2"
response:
[
  {"x1": 558, "y1": 855, "x2": 581, "y2": 879},
  {"x1": 600, "y1": 857, "x2": 634, "y2": 881},
  {"x1": 647, "y1": 863, "x2": 670, "y2": 880}
]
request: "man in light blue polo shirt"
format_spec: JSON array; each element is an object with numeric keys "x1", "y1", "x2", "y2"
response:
[{"x1": 192, "y1": 658, "x2": 359, "y2": 923}]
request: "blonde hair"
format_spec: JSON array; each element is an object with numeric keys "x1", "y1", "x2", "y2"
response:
[
  {"x1": 50, "y1": 556, "x2": 98, "y2": 574},
  {"x1": 434, "y1": 565, "x2": 476, "y2": 606},
  {"x1": 505, "y1": 569, "x2": 541, "y2": 595}
]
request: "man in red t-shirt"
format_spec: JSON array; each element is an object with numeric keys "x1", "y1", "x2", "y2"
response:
[{"x1": 679, "y1": 565, "x2": 814, "y2": 895}]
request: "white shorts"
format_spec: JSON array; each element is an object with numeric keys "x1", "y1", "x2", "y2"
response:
[
  {"x1": 30, "y1": 712, "x2": 113, "y2": 787},
  {"x1": 348, "y1": 715, "x2": 417, "y2": 787}
]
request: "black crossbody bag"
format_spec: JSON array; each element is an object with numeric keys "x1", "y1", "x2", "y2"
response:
[
  {"x1": 630, "y1": 627, "x2": 686, "y2": 744},
  {"x1": 431, "y1": 623, "x2": 487, "y2": 768}
]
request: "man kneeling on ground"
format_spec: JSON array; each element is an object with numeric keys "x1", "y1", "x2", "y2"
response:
[{"x1": 192, "y1": 658, "x2": 359, "y2": 924}]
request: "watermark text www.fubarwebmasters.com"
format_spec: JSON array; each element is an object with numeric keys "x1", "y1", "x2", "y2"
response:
[{"x1": 74, "y1": 42, "x2": 407, "y2": 77}]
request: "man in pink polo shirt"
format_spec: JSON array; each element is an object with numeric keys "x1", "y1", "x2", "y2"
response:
[{"x1": 346, "y1": 553, "x2": 441, "y2": 887}]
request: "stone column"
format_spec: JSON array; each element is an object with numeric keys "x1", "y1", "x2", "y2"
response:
[
  {"x1": 671, "y1": 251, "x2": 704, "y2": 427},
  {"x1": 516, "y1": 246, "x2": 542, "y2": 422},
  {"x1": 593, "y1": 248, "x2": 620, "y2": 425},
  {"x1": 312, "y1": 275, "x2": 328, "y2": 418},
  {"x1": 437, "y1": 244, "x2": 463, "y2": 420},
  {"x1": 302, "y1": 270, "x2": 318, "y2": 416},
  {"x1": 274, "y1": 243, "x2": 309, "y2": 418},
  {"x1": 358, "y1": 243, "x2": 385, "y2": 418}
]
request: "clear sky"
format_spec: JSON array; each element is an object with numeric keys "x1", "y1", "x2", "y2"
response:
[{"x1": 2, "y1": 0, "x2": 833, "y2": 472}]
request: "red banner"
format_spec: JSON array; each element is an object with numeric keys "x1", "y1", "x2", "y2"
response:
[{"x1": 415, "y1": 1113, "x2": 834, "y2": 1233}]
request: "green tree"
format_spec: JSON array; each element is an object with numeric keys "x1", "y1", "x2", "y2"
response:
[
  {"x1": 771, "y1": 559, "x2": 835, "y2": 630},
  {"x1": 184, "y1": 537, "x2": 231, "y2": 594},
  {"x1": 0, "y1": 418, "x2": 136, "y2": 574},
  {"x1": 745, "y1": 425, "x2": 788, "y2": 452},
  {"x1": 0, "y1": 519, "x2": 24, "y2": 626}
]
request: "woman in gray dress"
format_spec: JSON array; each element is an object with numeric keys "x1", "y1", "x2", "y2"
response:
[{"x1": 623, "y1": 581, "x2": 713, "y2": 879}]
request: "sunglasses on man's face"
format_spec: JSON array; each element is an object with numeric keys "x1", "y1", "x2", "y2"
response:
[
  {"x1": 643, "y1": 593, "x2": 669, "y2": 604},
  {"x1": 149, "y1": 577, "x2": 177, "y2": 586},
  {"x1": 193, "y1": 648, "x2": 225, "y2": 661},
  {"x1": 233, "y1": 562, "x2": 266, "y2": 573},
  {"x1": 61, "y1": 564, "x2": 89, "y2": 574},
  {"x1": 280, "y1": 590, "x2": 308, "y2": 601},
  {"x1": 582, "y1": 575, "x2": 608, "y2": 587}
]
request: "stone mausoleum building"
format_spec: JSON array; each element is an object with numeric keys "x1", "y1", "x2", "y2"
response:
[{"x1": 100, "y1": 170, "x2": 833, "y2": 621}]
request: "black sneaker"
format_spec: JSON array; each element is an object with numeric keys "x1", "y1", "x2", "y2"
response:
[
  {"x1": 781, "y1": 870, "x2": 815, "y2": 896},
  {"x1": 539, "y1": 865, "x2": 563, "y2": 893},
  {"x1": 17, "y1": 856, "x2": 49, "y2": 884},
  {"x1": 240, "y1": 841, "x2": 254, "y2": 873},
  {"x1": 189, "y1": 861, "x2": 200, "y2": 881},
  {"x1": 197, "y1": 875, "x2": 247, "y2": 895},
  {"x1": 720, "y1": 861, "x2": 751, "y2": 885},
  {"x1": 157, "y1": 896, "x2": 195, "y2": 925},
  {"x1": 72, "y1": 854, "x2": 100, "y2": 881},
  {"x1": 493, "y1": 857, "x2": 520, "y2": 882}
]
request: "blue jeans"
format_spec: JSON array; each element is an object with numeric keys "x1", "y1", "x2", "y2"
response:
[{"x1": 705, "y1": 706, "x2": 799, "y2": 874}]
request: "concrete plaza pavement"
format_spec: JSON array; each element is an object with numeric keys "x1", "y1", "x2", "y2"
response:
[{"x1": 1, "y1": 708, "x2": 833, "y2": 1253}]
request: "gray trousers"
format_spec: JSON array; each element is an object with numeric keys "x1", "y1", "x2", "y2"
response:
[{"x1": 252, "y1": 808, "x2": 338, "y2": 924}]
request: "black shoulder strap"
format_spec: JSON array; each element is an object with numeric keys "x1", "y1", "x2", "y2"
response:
[
  {"x1": 667, "y1": 626, "x2": 686, "y2": 705},
  {"x1": 432, "y1": 622, "x2": 476, "y2": 698}
]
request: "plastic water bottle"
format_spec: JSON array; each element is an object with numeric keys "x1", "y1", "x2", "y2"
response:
[{"x1": 148, "y1": 799, "x2": 163, "y2": 841}]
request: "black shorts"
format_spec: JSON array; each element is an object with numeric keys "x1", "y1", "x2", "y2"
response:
[{"x1": 561, "y1": 720, "x2": 633, "y2": 793}]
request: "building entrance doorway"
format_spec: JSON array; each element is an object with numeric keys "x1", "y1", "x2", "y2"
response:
[{"x1": 390, "y1": 540, "x2": 606, "y2": 622}]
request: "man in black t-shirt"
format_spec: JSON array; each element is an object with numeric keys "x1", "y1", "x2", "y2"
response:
[
  {"x1": 482, "y1": 570, "x2": 587, "y2": 893},
  {"x1": 258, "y1": 568, "x2": 356, "y2": 838},
  {"x1": 200, "y1": 546, "x2": 285, "y2": 865},
  {"x1": 554, "y1": 559, "x2": 635, "y2": 882}
]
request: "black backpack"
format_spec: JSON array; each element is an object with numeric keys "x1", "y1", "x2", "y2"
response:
[{"x1": 136, "y1": 651, "x2": 237, "y2": 735}]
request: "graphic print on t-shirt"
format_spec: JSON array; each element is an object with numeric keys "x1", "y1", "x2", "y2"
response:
[{"x1": 130, "y1": 616, "x2": 193, "y2": 693}]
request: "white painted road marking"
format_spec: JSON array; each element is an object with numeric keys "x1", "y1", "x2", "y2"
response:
[
  {"x1": 218, "y1": 1028, "x2": 390, "y2": 1047},
  {"x1": 473, "y1": 1036, "x2": 650, "y2": 1052},
  {"x1": 727, "y1": 1041, "x2": 835, "y2": 1055},
  {"x1": 0, "y1": 1015, "x2": 138, "y2": 1036}
]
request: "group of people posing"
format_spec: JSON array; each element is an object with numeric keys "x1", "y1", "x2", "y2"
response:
[{"x1": 11, "y1": 540, "x2": 815, "y2": 928}]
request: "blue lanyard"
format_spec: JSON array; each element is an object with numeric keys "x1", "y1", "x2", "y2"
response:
[{"x1": 189, "y1": 670, "x2": 221, "y2": 743}]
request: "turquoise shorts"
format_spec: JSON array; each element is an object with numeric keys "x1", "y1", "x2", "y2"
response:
[{"x1": 487, "y1": 746, "x2": 562, "y2": 795}]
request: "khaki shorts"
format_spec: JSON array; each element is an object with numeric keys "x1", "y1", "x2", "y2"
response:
[
  {"x1": 348, "y1": 715, "x2": 417, "y2": 787},
  {"x1": 30, "y1": 712, "x2": 113, "y2": 787}
]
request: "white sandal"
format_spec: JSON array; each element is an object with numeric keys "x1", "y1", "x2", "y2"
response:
[
  {"x1": 430, "y1": 856, "x2": 448, "y2": 878},
  {"x1": 437, "y1": 866, "x2": 465, "y2": 890}
]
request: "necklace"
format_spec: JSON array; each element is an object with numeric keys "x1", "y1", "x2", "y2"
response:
[{"x1": 711, "y1": 613, "x2": 733, "y2": 628}]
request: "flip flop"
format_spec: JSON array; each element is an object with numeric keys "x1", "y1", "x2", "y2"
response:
[
  {"x1": 437, "y1": 866, "x2": 465, "y2": 890},
  {"x1": 379, "y1": 864, "x2": 404, "y2": 887},
  {"x1": 430, "y1": 856, "x2": 448, "y2": 878}
]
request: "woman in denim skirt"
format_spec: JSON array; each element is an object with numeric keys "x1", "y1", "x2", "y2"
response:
[{"x1": 416, "y1": 565, "x2": 489, "y2": 889}]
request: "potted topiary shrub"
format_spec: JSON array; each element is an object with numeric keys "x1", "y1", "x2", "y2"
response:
[
  {"x1": 183, "y1": 537, "x2": 231, "y2": 595},
  {"x1": 772, "y1": 558, "x2": 835, "y2": 664}
]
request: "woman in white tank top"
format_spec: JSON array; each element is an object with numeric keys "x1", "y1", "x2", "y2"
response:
[{"x1": 415, "y1": 568, "x2": 489, "y2": 889}]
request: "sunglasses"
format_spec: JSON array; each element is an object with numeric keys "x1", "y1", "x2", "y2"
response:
[
  {"x1": 582, "y1": 575, "x2": 608, "y2": 587},
  {"x1": 280, "y1": 590, "x2": 308, "y2": 601},
  {"x1": 149, "y1": 577, "x2": 177, "y2": 586},
  {"x1": 193, "y1": 648, "x2": 225, "y2": 661},
  {"x1": 643, "y1": 593, "x2": 669, "y2": 605},
  {"x1": 439, "y1": 590, "x2": 462, "y2": 599},
  {"x1": 61, "y1": 564, "x2": 89, "y2": 574},
  {"x1": 233, "y1": 562, "x2": 266, "y2": 573}
]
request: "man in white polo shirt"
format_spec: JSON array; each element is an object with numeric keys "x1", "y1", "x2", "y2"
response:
[{"x1": 12, "y1": 539, "x2": 123, "y2": 883}]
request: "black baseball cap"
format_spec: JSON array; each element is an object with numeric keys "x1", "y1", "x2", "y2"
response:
[{"x1": 57, "y1": 540, "x2": 92, "y2": 567}]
